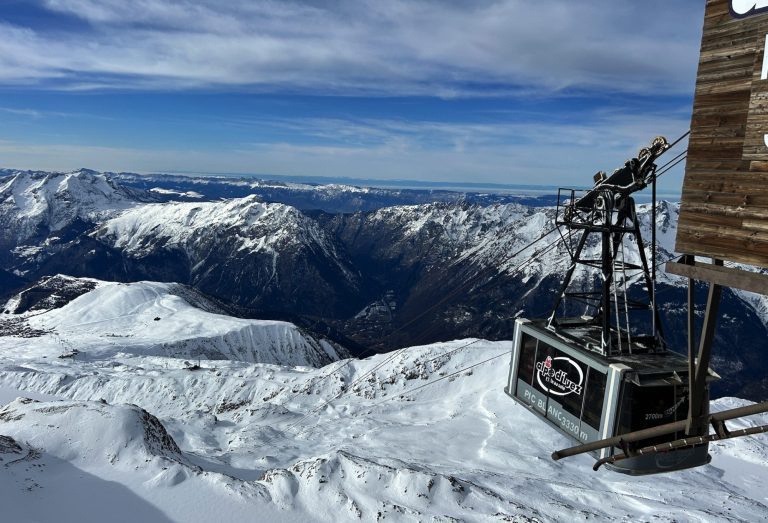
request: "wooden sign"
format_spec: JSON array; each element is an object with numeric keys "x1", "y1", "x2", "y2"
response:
[{"x1": 675, "y1": 0, "x2": 768, "y2": 267}]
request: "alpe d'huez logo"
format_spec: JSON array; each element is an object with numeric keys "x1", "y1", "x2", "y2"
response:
[
  {"x1": 731, "y1": 0, "x2": 768, "y2": 18},
  {"x1": 535, "y1": 355, "x2": 584, "y2": 396}
]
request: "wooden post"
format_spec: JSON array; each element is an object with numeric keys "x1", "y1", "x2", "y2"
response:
[{"x1": 686, "y1": 259, "x2": 723, "y2": 436}]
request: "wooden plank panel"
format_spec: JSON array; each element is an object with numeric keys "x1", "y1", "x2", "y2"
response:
[
  {"x1": 679, "y1": 221, "x2": 768, "y2": 244},
  {"x1": 681, "y1": 190, "x2": 768, "y2": 207},
  {"x1": 676, "y1": 233, "x2": 768, "y2": 266},
  {"x1": 665, "y1": 261, "x2": 768, "y2": 295},
  {"x1": 676, "y1": 0, "x2": 768, "y2": 269}
]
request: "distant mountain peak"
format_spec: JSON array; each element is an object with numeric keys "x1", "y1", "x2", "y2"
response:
[
  {"x1": 73, "y1": 167, "x2": 101, "y2": 176},
  {"x1": 0, "y1": 168, "x2": 157, "y2": 246}
]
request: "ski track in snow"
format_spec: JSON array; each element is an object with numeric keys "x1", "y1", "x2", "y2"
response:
[{"x1": 1, "y1": 339, "x2": 765, "y2": 522}]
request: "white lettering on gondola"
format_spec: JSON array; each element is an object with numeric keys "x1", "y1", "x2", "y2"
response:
[
  {"x1": 523, "y1": 388, "x2": 546, "y2": 412},
  {"x1": 535, "y1": 356, "x2": 584, "y2": 396},
  {"x1": 547, "y1": 404, "x2": 589, "y2": 441}
]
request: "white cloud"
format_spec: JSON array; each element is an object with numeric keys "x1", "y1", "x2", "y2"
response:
[{"x1": 0, "y1": 0, "x2": 703, "y2": 95}]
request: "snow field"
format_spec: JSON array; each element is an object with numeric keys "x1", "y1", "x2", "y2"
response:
[
  {"x1": 0, "y1": 339, "x2": 766, "y2": 521},
  {"x1": 3, "y1": 279, "x2": 345, "y2": 367}
]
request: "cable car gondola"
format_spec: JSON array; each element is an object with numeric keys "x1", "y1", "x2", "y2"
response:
[
  {"x1": 505, "y1": 137, "x2": 720, "y2": 475},
  {"x1": 507, "y1": 318, "x2": 716, "y2": 475}
]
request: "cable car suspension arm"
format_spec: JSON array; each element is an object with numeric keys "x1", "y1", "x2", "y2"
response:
[
  {"x1": 592, "y1": 421, "x2": 768, "y2": 471},
  {"x1": 551, "y1": 399, "x2": 768, "y2": 469}
]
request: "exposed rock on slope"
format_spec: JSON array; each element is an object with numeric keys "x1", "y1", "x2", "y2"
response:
[
  {"x1": 44, "y1": 196, "x2": 362, "y2": 318},
  {"x1": 3, "y1": 274, "x2": 101, "y2": 314}
]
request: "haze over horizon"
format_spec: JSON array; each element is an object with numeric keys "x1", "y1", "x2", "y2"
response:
[{"x1": 0, "y1": 0, "x2": 703, "y2": 191}]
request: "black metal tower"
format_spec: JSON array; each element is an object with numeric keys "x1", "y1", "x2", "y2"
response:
[{"x1": 547, "y1": 137, "x2": 670, "y2": 356}]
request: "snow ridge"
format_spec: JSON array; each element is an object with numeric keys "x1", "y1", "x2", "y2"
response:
[
  {"x1": 2, "y1": 279, "x2": 347, "y2": 367},
  {"x1": 93, "y1": 195, "x2": 355, "y2": 283},
  {"x1": 0, "y1": 169, "x2": 152, "y2": 244}
]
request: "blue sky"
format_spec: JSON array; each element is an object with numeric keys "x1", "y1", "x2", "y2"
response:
[{"x1": 0, "y1": 0, "x2": 704, "y2": 190}]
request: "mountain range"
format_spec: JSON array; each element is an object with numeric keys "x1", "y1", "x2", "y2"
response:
[{"x1": 1, "y1": 168, "x2": 767, "y2": 400}]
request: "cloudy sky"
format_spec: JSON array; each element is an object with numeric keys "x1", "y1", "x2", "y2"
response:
[{"x1": 0, "y1": 0, "x2": 704, "y2": 189}]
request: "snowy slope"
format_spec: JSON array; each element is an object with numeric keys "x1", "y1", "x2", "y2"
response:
[
  {"x1": 82, "y1": 194, "x2": 361, "y2": 316},
  {"x1": 0, "y1": 397, "x2": 287, "y2": 523},
  {"x1": 442, "y1": 200, "x2": 680, "y2": 284},
  {"x1": 0, "y1": 341, "x2": 766, "y2": 522},
  {"x1": 0, "y1": 169, "x2": 149, "y2": 244},
  {"x1": 1, "y1": 279, "x2": 346, "y2": 367},
  {"x1": 94, "y1": 195, "x2": 345, "y2": 265}
]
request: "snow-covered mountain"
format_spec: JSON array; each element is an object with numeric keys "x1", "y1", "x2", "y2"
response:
[
  {"x1": 0, "y1": 342, "x2": 766, "y2": 521},
  {"x1": 332, "y1": 199, "x2": 678, "y2": 285},
  {"x1": 1, "y1": 277, "x2": 347, "y2": 367},
  {"x1": 330, "y1": 202, "x2": 533, "y2": 271},
  {"x1": 87, "y1": 195, "x2": 361, "y2": 316},
  {"x1": 0, "y1": 169, "x2": 153, "y2": 256},
  {"x1": 95, "y1": 196, "x2": 327, "y2": 257},
  {"x1": 328, "y1": 200, "x2": 677, "y2": 341}
]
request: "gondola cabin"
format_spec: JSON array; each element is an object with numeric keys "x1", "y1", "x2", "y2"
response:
[{"x1": 506, "y1": 318, "x2": 718, "y2": 475}]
